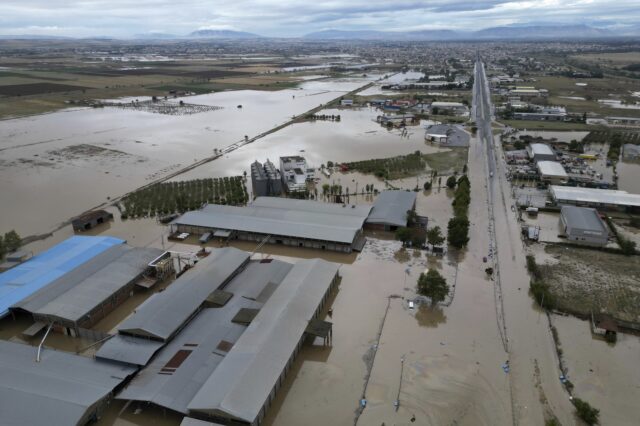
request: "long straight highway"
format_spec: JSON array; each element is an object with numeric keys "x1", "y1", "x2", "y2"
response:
[{"x1": 473, "y1": 59, "x2": 578, "y2": 425}]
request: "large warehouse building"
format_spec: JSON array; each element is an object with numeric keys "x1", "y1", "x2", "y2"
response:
[
  {"x1": 0, "y1": 236, "x2": 124, "y2": 319},
  {"x1": 560, "y1": 206, "x2": 609, "y2": 246},
  {"x1": 550, "y1": 185, "x2": 640, "y2": 212},
  {"x1": 110, "y1": 247, "x2": 339, "y2": 425},
  {"x1": 10, "y1": 243, "x2": 163, "y2": 335},
  {"x1": 171, "y1": 197, "x2": 372, "y2": 252},
  {"x1": 365, "y1": 190, "x2": 417, "y2": 230},
  {"x1": 537, "y1": 161, "x2": 568, "y2": 184},
  {"x1": 0, "y1": 340, "x2": 135, "y2": 426},
  {"x1": 527, "y1": 143, "x2": 556, "y2": 163}
]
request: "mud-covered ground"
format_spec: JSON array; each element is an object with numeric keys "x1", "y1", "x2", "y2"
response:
[{"x1": 541, "y1": 244, "x2": 640, "y2": 323}]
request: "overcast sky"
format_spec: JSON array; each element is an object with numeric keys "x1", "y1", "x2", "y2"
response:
[{"x1": 0, "y1": 0, "x2": 638, "y2": 37}]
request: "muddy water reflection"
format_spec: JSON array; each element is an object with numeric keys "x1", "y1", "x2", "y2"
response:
[{"x1": 415, "y1": 304, "x2": 447, "y2": 328}]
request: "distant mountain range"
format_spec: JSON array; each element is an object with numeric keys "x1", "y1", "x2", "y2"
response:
[
  {"x1": 1, "y1": 24, "x2": 637, "y2": 41},
  {"x1": 188, "y1": 29, "x2": 261, "y2": 39},
  {"x1": 303, "y1": 25, "x2": 621, "y2": 40}
]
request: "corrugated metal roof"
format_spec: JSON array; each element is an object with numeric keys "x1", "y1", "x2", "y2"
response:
[
  {"x1": 172, "y1": 198, "x2": 371, "y2": 245},
  {"x1": 561, "y1": 206, "x2": 607, "y2": 233},
  {"x1": 188, "y1": 258, "x2": 339, "y2": 424},
  {"x1": 116, "y1": 259, "x2": 293, "y2": 414},
  {"x1": 0, "y1": 340, "x2": 135, "y2": 426},
  {"x1": 95, "y1": 334, "x2": 164, "y2": 366},
  {"x1": 12, "y1": 245, "x2": 162, "y2": 324},
  {"x1": 529, "y1": 143, "x2": 554, "y2": 156},
  {"x1": 537, "y1": 161, "x2": 567, "y2": 178},
  {"x1": 366, "y1": 190, "x2": 417, "y2": 227},
  {"x1": 181, "y1": 418, "x2": 225, "y2": 426},
  {"x1": 551, "y1": 185, "x2": 640, "y2": 207},
  {"x1": 0, "y1": 236, "x2": 123, "y2": 318},
  {"x1": 118, "y1": 247, "x2": 250, "y2": 341}
]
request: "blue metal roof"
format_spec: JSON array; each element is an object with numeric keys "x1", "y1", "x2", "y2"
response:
[{"x1": 0, "y1": 236, "x2": 124, "y2": 318}]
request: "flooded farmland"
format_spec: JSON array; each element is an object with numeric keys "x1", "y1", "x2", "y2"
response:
[
  {"x1": 3, "y1": 59, "x2": 640, "y2": 426},
  {"x1": 0, "y1": 75, "x2": 376, "y2": 236}
]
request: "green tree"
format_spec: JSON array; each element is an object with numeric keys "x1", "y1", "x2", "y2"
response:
[
  {"x1": 395, "y1": 227, "x2": 412, "y2": 245},
  {"x1": 406, "y1": 209, "x2": 417, "y2": 227},
  {"x1": 417, "y1": 269, "x2": 449, "y2": 304},
  {"x1": 426, "y1": 226, "x2": 445, "y2": 246},
  {"x1": 411, "y1": 228, "x2": 426, "y2": 248},
  {"x1": 446, "y1": 175, "x2": 457, "y2": 189},
  {"x1": 4, "y1": 230, "x2": 21, "y2": 252},
  {"x1": 573, "y1": 398, "x2": 599, "y2": 426},
  {"x1": 619, "y1": 238, "x2": 637, "y2": 256},
  {"x1": 423, "y1": 180, "x2": 432, "y2": 190},
  {"x1": 0, "y1": 235, "x2": 5, "y2": 260},
  {"x1": 447, "y1": 216, "x2": 469, "y2": 248}
]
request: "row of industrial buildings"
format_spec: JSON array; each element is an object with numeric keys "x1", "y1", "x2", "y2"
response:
[
  {"x1": 0, "y1": 191, "x2": 420, "y2": 425},
  {"x1": 0, "y1": 235, "x2": 341, "y2": 425}
]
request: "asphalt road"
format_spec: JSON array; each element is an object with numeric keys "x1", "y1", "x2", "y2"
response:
[{"x1": 472, "y1": 60, "x2": 578, "y2": 425}]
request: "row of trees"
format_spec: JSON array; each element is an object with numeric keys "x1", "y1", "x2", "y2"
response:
[
  {"x1": 0, "y1": 231, "x2": 22, "y2": 259},
  {"x1": 447, "y1": 175, "x2": 471, "y2": 248},
  {"x1": 120, "y1": 177, "x2": 248, "y2": 219},
  {"x1": 345, "y1": 151, "x2": 426, "y2": 180}
]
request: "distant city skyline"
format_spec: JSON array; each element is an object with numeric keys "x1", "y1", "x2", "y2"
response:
[{"x1": 0, "y1": 0, "x2": 639, "y2": 38}]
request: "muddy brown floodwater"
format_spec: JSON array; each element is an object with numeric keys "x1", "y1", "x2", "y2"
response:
[{"x1": 0, "y1": 76, "x2": 376, "y2": 236}]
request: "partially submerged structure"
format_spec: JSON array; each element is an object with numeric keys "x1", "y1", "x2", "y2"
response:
[
  {"x1": 365, "y1": 190, "x2": 418, "y2": 231},
  {"x1": 72, "y1": 210, "x2": 114, "y2": 232},
  {"x1": 171, "y1": 197, "x2": 371, "y2": 252},
  {"x1": 111, "y1": 246, "x2": 339, "y2": 425},
  {"x1": 0, "y1": 236, "x2": 124, "y2": 319},
  {"x1": 10, "y1": 243, "x2": 163, "y2": 335},
  {"x1": 250, "y1": 159, "x2": 282, "y2": 197},
  {"x1": 279, "y1": 156, "x2": 312, "y2": 193},
  {"x1": 0, "y1": 340, "x2": 135, "y2": 426},
  {"x1": 560, "y1": 205, "x2": 609, "y2": 246}
]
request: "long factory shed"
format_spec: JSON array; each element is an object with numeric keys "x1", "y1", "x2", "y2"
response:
[
  {"x1": 0, "y1": 340, "x2": 135, "y2": 426},
  {"x1": 11, "y1": 243, "x2": 163, "y2": 334},
  {"x1": 171, "y1": 197, "x2": 372, "y2": 253},
  {"x1": 111, "y1": 246, "x2": 339, "y2": 425},
  {"x1": 0, "y1": 236, "x2": 124, "y2": 319}
]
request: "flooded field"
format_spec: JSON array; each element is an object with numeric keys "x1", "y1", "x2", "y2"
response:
[
  {"x1": 552, "y1": 314, "x2": 640, "y2": 426},
  {"x1": 617, "y1": 160, "x2": 640, "y2": 194},
  {"x1": 513, "y1": 130, "x2": 590, "y2": 143},
  {"x1": 173, "y1": 107, "x2": 442, "y2": 182},
  {"x1": 0, "y1": 76, "x2": 376, "y2": 236}
]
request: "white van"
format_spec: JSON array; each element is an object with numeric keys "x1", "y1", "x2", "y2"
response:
[{"x1": 408, "y1": 301, "x2": 415, "y2": 310}]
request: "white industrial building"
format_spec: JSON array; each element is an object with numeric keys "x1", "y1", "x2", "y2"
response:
[
  {"x1": 560, "y1": 206, "x2": 609, "y2": 246},
  {"x1": 280, "y1": 156, "x2": 313, "y2": 192},
  {"x1": 550, "y1": 186, "x2": 640, "y2": 212},
  {"x1": 537, "y1": 161, "x2": 568, "y2": 184},
  {"x1": 527, "y1": 143, "x2": 556, "y2": 163}
]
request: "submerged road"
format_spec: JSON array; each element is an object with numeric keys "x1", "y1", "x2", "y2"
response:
[{"x1": 473, "y1": 60, "x2": 577, "y2": 425}]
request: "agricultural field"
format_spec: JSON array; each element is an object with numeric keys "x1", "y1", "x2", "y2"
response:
[
  {"x1": 0, "y1": 45, "x2": 331, "y2": 118},
  {"x1": 500, "y1": 120, "x2": 594, "y2": 131},
  {"x1": 540, "y1": 244, "x2": 640, "y2": 325},
  {"x1": 118, "y1": 177, "x2": 248, "y2": 219},
  {"x1": 570, "y1": 51, "x2": 640, "y2": 77},
  {"x1": 533, "y1": 75, "x2": 640, "y2": 117},
  {"x1": 583, "y1": 130, "x2": 640, "y2": 145},
  {"x1": 343, "y1": 148, "x2": 468, "y2": 179}
]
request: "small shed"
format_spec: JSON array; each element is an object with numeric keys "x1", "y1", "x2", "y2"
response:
[{"x1": 72, "y1": 210, "x2": 114, "y2": 232}]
